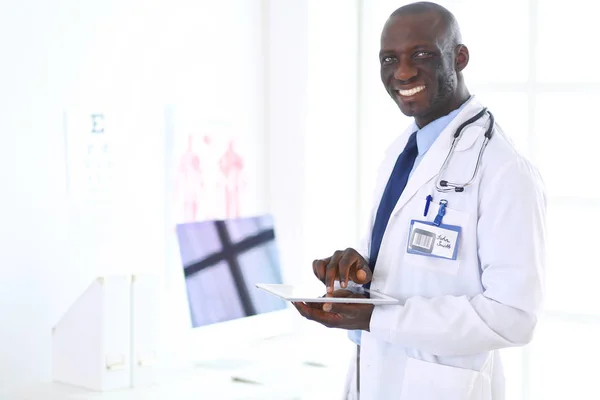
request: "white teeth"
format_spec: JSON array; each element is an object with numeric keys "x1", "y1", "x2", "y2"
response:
[{"x1": 397, "y1": 86, "x2": 426, "y2": 96}]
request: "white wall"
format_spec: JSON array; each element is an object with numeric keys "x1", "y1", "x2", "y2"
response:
[
  {"x1": 0, "y1": 0, "x2": 266, "y2": 389},
  {"x1": 265, "y1": 0, "x2": 310, "y2": 286},
  {"x1": 0, "y1": 0, "x2": 361, "y2": 389},
  {"x1": 0, "y1": 0, "x2": 153, "y2": 387},
  {"x1": 267, "y1": 0, "x2": 361, "y2": 291},
  {"x1": 304, "y1": 0, "x2": 360, "y2": 263}
]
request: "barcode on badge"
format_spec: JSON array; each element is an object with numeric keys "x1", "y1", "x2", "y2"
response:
[{"x1": 411, "y1": 228, "x2": 435, "y2": 253}]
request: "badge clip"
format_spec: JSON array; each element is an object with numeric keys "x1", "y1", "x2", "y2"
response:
[{"x1": 433, "y1": 199, "x2": 448, "y2": 227}]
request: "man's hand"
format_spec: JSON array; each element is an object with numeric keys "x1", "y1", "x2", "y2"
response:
[
  {"x1": 292, "y1": 289, "x2": 374, "y2": 331},
  {"x1": 313, "y1": 248, "x2": 372, "y2": 294}
]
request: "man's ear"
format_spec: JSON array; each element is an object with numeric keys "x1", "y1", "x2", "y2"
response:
[{"x1": 455, "y1": 44, "x2": 469, "y2": 72}]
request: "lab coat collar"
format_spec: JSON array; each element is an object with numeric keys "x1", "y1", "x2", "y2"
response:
[{"x1": 388, "y1": 96, "x2": 488, "y2": 215}]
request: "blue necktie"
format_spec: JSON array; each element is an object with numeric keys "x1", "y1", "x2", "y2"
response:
[{"x1": 367, "y1": 131, "x2": 419, "y2": 285}]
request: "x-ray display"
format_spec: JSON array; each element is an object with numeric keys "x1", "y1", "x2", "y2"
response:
[{"x1": 175, "y1": 214, "x2": 286, "y2": 328}]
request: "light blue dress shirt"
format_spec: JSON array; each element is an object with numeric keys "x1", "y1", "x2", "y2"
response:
[{"x1": 348, "y1": 99, "x2": 471, "y2": 346}]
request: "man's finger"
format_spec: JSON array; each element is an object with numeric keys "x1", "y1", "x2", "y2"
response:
[
  {"x1": 331, "y1": 289, "x2": 354, "y2": 297},
  {"x1": 338, "y1": 250, "x2": 358, "y2": 288},
  {"x1": 323, "y1": 302, "x2": 359, "y2": 316},
  {"x1": 325, "y1": 251, "x2": 343, "y2": 293},
  {"x1": 322, "y1": 290, "x2": 353, "y2": 312},
  {"x1": 350, "y1": 262, "x2": 372, "y2": 284},
  {"x1": 292, "y1": 301, "x2": 309, "y2": 317},
  {"x1": 348, "y1": 293, "x2": 368, "y2": 300},
  {"x1": 293, "y1": 302, "x2": 321, "y2": 318},
  {"x1": 294, "y1": 302, "x2": 343, "y2": 327},
  {"x1": 313, "y1": 257, "x2": 331, "y2": 283}
]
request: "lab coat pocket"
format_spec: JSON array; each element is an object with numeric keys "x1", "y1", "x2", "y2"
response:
[
  {"x1": 399, "y1": 357, "x2": 491, "y2": 400},
  {"x1": 404, "y1": 206, "x2": 470, "y2": 275}
]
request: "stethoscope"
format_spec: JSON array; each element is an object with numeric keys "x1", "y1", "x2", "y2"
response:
[{"x1": 435, "y1": 107, "x2": 495, "y2": 193}]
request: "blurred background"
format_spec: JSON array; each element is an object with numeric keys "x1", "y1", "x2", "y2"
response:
[{"x1": 0, "y1": 0, "x2": 598, "y2": 398}]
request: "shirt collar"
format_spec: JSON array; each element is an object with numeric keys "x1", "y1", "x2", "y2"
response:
[{"x1": 412, "y1": 96, "x2": 472, "y2": 155}]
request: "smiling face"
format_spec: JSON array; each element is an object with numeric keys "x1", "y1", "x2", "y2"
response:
[{"x1": 379, "y1": 10, "x2": 469, "y2": 127}]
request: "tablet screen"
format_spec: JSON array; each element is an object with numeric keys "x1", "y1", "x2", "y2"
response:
[{"x1": 255, "y1": 283, "x2": 401, "y2": 305}]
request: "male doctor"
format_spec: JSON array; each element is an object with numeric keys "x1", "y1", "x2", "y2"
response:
[{"x1": 293, "y1": 2, "x2": 546, "y2": 399}]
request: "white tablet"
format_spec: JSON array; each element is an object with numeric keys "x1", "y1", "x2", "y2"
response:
[{"x1": 255, "y1": 283, "x2": 401, "y2": 305}]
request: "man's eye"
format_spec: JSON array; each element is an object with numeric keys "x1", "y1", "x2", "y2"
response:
[
  {"x1": 415, "y1": 51, "x2": 433, "y2": 58},
  {"x1": 381, "y1": 56, "x2": 397, "y2": 65}
]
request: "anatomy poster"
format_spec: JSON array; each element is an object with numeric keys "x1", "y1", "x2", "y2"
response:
[{"x1": 166, "y1": 107, "x2": 252, "y2": 225}]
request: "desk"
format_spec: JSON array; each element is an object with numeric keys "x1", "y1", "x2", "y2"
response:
[{"x1": 3, "y1": 331, "x2": 354, "y2": 399}]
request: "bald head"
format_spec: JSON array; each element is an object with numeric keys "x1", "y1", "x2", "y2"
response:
[{"x1": 390, "y1": 2, "x2": 462, "y2": 50}]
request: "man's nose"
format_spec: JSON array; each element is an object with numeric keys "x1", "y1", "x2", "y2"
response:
[{"x1": 393, "y1": 56, "x2": 418, "y2": 81}]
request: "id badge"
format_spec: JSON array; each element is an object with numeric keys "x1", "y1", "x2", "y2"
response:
[{"x1": 407, "y1": 220, "x2": 461, "y2": 260}]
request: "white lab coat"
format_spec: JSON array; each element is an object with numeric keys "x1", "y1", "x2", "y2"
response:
[{"x1": 346, "y1": 96, "x2": 546, "y2": 400}]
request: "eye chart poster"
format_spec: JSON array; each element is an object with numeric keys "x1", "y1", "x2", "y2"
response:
[
  {"x1": 64, "y1": 110, "x2": 115, "y2": 206},
  {"x1": 63, "y1": 107, "x2": 165, "y2": 277}
]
